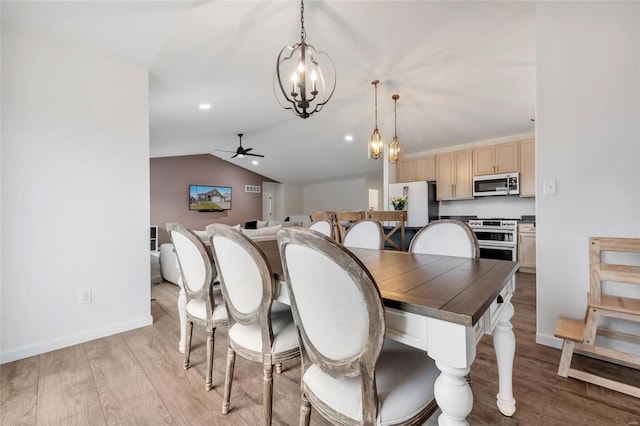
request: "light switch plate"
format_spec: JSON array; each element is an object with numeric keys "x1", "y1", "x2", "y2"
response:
[{"x1": 543, "y1": 179, "x2": 557, "y2": 195}]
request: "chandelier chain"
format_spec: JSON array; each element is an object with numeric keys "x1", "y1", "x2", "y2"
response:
[{"x1": 300, "y1": 0, "x2": 306, "y2": 42}]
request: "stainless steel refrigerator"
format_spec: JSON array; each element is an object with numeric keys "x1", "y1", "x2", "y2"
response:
[{"x1": 388, "y1": 181, "x2": 439, "y2": 227}]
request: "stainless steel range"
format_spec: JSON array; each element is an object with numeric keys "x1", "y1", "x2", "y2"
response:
[{"x1": 468, "y1": 219, "x2": 518, "y2": 261}]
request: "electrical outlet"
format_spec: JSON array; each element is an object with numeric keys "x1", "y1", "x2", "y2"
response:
[
  {"x1": 543, "y1": 179, "x2": 557, "y2": 195},
  {"x1": 78, "y1": 288, "x2": 92, "y2": 304}
]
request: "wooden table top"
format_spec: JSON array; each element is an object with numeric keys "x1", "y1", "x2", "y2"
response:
[{"x1": 254, "y1": 238, "x2": 518, "y2": 327}]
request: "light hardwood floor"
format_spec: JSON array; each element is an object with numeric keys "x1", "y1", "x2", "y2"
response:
[{"x1": 2, "y1": 273, "x2": 639, "y2": 425}]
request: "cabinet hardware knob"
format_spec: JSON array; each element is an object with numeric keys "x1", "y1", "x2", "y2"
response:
[{"x1": 497, "y1": 295, "x2": 504, "y2": 304}]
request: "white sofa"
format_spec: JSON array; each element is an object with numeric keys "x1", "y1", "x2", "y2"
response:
[{"x1": 159, "y1": 221, "x2": 300, "y2": 285}]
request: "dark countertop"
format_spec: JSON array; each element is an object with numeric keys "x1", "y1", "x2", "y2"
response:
[
  {"x1": 380, "y1": 215, "x2": 536, "y2": 228},
  {"x1": 520, "y1": 215, "x2": 536, "y2": 224},
  {"x1": 440, "y1": 215, "x2": 478, "y2": 222}
]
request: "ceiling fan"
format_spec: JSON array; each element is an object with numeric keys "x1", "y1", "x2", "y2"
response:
[{"x1": 215, "y1": 133, "x2": 264, "y2": 159}]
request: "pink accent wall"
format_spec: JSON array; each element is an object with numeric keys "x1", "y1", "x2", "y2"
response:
[{"x1": 150, "y1": 154, "x2": 277, "y2": 245}]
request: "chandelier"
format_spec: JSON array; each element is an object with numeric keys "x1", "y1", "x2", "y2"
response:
[
  {"x1": 389, "y1": 94, "x2": 400, "y2": 164},
  {"x1": 368, "y1": 80, "x2": 382, "y2": 160},
  {"x1": 274, "y1": 0, "x2": 336, "y2": 119}
]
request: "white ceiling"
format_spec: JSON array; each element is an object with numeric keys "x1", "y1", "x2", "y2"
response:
[{"x1": 2, "y1": 1, "x2": 536, "y2": 184}]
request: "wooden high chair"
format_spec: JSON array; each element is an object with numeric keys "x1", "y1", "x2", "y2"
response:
[{"x1": 554, "y1": 236, "x2": 640, "y2": 398}]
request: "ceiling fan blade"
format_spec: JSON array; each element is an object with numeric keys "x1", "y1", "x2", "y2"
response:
[
  {"x1": 214, "y1": 149, "x2": 237, "y2": 153},
  {"x1": 231, "y1": 153, "x2": 239, "y2": 159},
  {"x1": 243, "y1": 147, "x2": 253, "y2": 153},
  {"x1": 246, "y1": 153, "x2": 264, "y2": 158}
]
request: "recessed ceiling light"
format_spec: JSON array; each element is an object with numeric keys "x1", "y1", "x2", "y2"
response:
[
  {"x1": 252, "y1": 160, "x2": 259, "y2": 165},
  {"x1": 345, "y1": 135, "x2": 353, "y2": 142},
  {"x1": 199, "y1": 103, "x2": 211, "y2": 110}
]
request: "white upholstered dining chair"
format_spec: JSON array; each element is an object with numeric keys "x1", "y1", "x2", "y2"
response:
[
  {"x1": 409, "y1": 219, "x2": 479, "y2": 258},
  {"x1": 207, "y1": 224, "x2": 300, "y2": 426},
  {"x1": 166, "y1": 222, "x2": 228, "y2": 391},
  {"x1": 278, "y1": 227, "x2": 439, "y2": 425},
  {"x1": 342, "y1": 219, "x2": 384, "y2": 250},
  {"x1": 309, "y1": 219, "x2": 335, "y2": 239}
]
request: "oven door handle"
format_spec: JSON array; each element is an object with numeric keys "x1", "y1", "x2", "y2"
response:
[{"x1": 478, "y1": 242, "x2": 516, "y2": 249}]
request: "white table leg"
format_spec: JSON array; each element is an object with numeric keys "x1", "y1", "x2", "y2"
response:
[
  {"x1": 427, "y1": 318, "x2": 476, "y2": 426},
  {"x1": 177, "y1": 277, "x2": 187, "y2": 353},
  {"x1": 434, "y1": 362, "x2": 473, "y2": 425},
  {"x1": 493, "y1": 301, "x2": 516, "y2": 416}
]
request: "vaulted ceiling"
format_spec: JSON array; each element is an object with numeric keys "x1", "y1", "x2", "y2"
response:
[{"x1": 2, "y1": 1, "x2": 536, "y2": 184}]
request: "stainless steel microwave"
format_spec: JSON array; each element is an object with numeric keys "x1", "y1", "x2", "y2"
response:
[{"x1": 473, "y1": 173, "x2": 519, "y2": 196}]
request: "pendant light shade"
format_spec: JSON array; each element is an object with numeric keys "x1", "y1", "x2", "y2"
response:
[
  {"x1": 274, "y1": 0, "x2": 336, "y2": 119},
  {"x1": 368, "y1": 80, "x2": 382, "y2": 160},
  {"x1": 389, "y1": 94, "x2": 400, "y2": 164}
]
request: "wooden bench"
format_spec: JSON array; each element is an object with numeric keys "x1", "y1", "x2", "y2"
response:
[{"x1": 554, "y1": 236, "x2": 640, "y2": 398}]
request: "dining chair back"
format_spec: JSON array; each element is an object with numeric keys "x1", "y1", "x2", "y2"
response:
[
  {"x1": 309, "y1": 211, "x2": 342, "y2": 243},
  {"x1": 367, "y1": 210, "x2": 407, "y2": 251},
  {"x1": 342, "y1": 219, "x2": 384, "y2": 250},
  {"x1": 208, "y1": 224, "x2": 300, "y2": 425},
  {"x1": 278, "y1": 227, "x2": 439, "y2": 425},
  {"x1": 335, "y1": 211, "x2": 366, "y2": 222},
  {"x1": 409, "y1": 219, "x2": 479, "y2": 258},
  {"x1": 309, "y1": 219, "x2": 334, "y2": 239},
  {"x1": 166, "y1": 222, "x2": 227, "y2": 391}
]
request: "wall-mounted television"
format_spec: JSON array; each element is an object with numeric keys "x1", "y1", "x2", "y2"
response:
[{"x1": 189, "y1": 185, "x2": 232, "y2": 212}]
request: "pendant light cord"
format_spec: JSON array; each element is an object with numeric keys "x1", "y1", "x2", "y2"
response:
[
  {"x1": 374, "y1": 82, "x2": 378, "y2": 128},
  {"x1": 300, "y1": 0, "x2": 306, "y2": 42},
  {"x1": 394, "y1": 97, "x2": 397, "y2": 137}
]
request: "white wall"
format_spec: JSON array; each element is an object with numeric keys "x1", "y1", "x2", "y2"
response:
[
  {"x1": 536, "y1": 2, "x2": 640, "y2": 349},
  {"x1": 282, "y1": 183, "x2": 303, "y2": 218},
  {"x1": 262, "y1": 182, "x2": 303, "y2": 222},
  {"x1": 303, "y1": 172, "x2": 382, "y2": 214},
  {"x1": 439, "y1": 196, "x2": 535, "y2": 219},
  {"x1": 1, "y1": 27, "x2": 152, "y2": 363}
]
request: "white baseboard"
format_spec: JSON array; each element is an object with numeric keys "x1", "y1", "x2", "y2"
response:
[
  {"x1": 536, "y1": 332, "x2": 563, "y2": 349},
  {"x1": 0, "y1": 315, "x2": 153, "y2": 364}
]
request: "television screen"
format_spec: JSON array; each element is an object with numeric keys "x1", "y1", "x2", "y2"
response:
[{"x1": 189, "y1": 185, "x2": 232, "y2": 211}]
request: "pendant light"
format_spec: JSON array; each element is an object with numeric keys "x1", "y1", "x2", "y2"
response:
[
  {"x1": 274, "y1": 0, "x2": 336, "y2": 119},
  {"x1": 389, "y1": 94, "x2": 400, "y2": 164},
  {"x1": 368, "y1": 80, "x2": 382, "y2": 160}
]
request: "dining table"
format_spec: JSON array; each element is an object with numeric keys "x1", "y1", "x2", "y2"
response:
[
  {"x1": 175, "y1": 235, "x2": 519, "y2": 426},
  {"x1": 255, "y1": 237, "x2": 518, "y2": 426}
]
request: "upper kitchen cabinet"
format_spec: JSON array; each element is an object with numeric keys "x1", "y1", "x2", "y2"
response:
[
  {"x1": 396, "y1": 155, "x2": 435, "y2": 182},
  {"x1": 396, "y1": 158, "x2": 416, "y2": 182},
  {"x1": 416, "y1": 155, "x2": 436, "y2": 181},
  {"x1": 473, "y1": 141, "x2": 519, "y2": 176},
  {"x1": 436, "y1": 149, "x2": 473, "y2": 200},
  {"x1": 519, "y1": 139, "x2": 536, "y2": 197}
]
